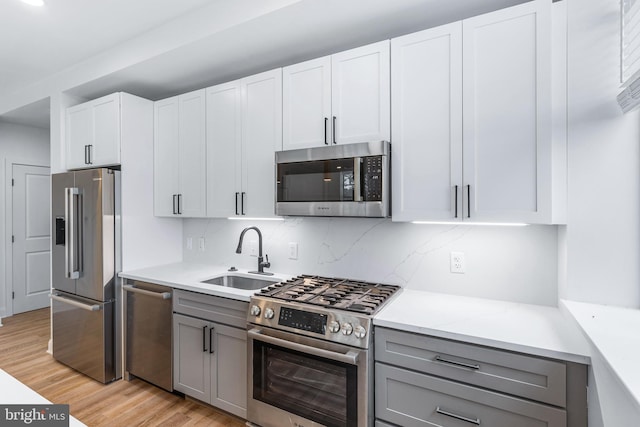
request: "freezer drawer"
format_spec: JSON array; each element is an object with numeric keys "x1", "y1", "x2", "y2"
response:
[
  {"x1": 125, "y1": 280, "x2": 173, "y2": 391},
  {"x1": 52, "y1": 291, "x2": 116, "y2": 384}
]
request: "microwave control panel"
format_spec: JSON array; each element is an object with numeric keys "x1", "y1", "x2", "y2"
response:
[{"x1": 363, "y1": 156, "x2": 383, "y2": 201}]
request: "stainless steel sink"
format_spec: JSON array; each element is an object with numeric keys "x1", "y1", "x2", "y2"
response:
[{"x1": 200, "y1": 275, "x2": 278, "y2": 290}]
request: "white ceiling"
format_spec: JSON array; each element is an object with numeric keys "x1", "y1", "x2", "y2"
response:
[{"x1": 0, "y1": 0, "x2": 528, "y2": 129}]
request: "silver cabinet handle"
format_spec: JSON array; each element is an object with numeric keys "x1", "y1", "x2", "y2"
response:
[
  {"x1": 466, "y1": 184, "x2": 471, "y2": 218},
  {"x1": 235, "y1": 192, "x2": 240, "y2": 215},
  {"x1": 241, "y1": 192, "x2": 246, "y2": 215},
  {"x1": 172, "y1": 194, "x2": 177, "y2": 215},
  {"x1": 64, "y1": 187, "x2": 81, "y2": 279},
  {"x1": 123, "y1": 285, "x2": 171, "y2": 300},
  {"x1": 435, "y1": 355, "x2": 480, "y2": 370},
  {"x1": 436, "y1": 407, "x2": 480, "y2": 425},
  {"x1": 248, "y1": 328, "x2": 359, "y2": 365},
  {"x1": 51, "y1": 293, "x2": 101, "y2": 312}
]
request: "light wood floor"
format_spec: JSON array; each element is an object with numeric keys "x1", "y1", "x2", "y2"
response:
[{"x1": 0, "y1": 308, "x2": 246, "y2": 427}]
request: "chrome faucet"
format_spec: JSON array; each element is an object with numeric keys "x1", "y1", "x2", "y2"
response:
[{"x1": 235, "y1": 226, "x2": 273, "y2": 275}]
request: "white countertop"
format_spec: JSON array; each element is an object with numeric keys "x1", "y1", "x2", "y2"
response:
[
  {"x1": 119, "y1": 262, "x2": 292, "y2": 301},
  {"x1": 562, "y1": 299, "x2": 640, "y2": 408},
  {"x1": 374, "y1": 289, "x2": 591, "y2": 364},
  {"x1": 0, "y1": 369, "x2": 86, "y2": 426}
]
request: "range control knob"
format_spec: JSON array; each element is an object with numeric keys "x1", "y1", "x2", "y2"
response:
[
  {"x1": 250, "y1": 305, "x2": 261, "y2": 317},
  {"x1": 264, "y1": 308, "x2": 275, "y2": 319},
  {"x1": 354, "y1": 325, "x2": 367, "y2": 339},
  {"x1": 341, "y1": 323, "x2": 353, "y2": 336},
  {"x1": 328, "y1": 321, "x2": 340, "y2": 333}
]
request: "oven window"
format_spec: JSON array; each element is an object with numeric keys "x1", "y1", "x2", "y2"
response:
[
  {"x1": 253, "y1": 341, "x2": 358, "y2": 427},
  {"x1": 277, "y1": 159, "x2": 355, "y2": 202}
]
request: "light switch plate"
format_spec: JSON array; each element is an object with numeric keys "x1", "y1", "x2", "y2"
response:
[{"x1": 288, "y1": 242, "x2": 298, "y2": 260}]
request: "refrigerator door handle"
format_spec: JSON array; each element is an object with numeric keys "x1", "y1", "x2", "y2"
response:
[
  {"x1": 51, "y1": 293, "x2": 101, "y2": 312},
  {"x1": 65, "y1": 187, "x2": 81, "y2": 279}
]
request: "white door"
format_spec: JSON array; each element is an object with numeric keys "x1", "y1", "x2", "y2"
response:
[
  {"x1": 331, "y1": 40, "x2": 390, "y2": 144},
  {"x1": 91, "y1": 93, "x2": 121, "y2": 167},
  {"x1": 178, "y1": 89, "x2": 207, "y2": 217},
  {"x1": 154, "y1": 96, "x2": 181, "y2": 216},
  {"x1": 282, "y1": 56, "x2": 332, "y2": 150},
  {"x1": 462, "y1": 0, "x2": 551, "y2": 222},
  {"x1": 12, "y1": 164, "x2": 51, "y2": 314},
  {"x1": 391, "y1": 22, "x2": 463, "y2": 222},
  {"x1": 241, "y1": 68, "x2": 282, "y2": 218},
  {"x1": 206, "y1": 80, "x2": 242, "y2": 217}
]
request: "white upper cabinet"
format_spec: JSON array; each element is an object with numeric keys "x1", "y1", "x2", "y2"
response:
[
  {"x1": 154, "y1": 89, "x2": 207, "y2": 217},
  {"x1": 240, "y1": 68, "x2": 283, "y2": 218},
  {"x1": 282, "y1": 41, "x2": 390, "y2": 150},
  {"x1": 332, "y1": 40, "x2": 390, "y2": 145},
  {"x1": 66, "y1": 93, "x2": 121, "y2": 169},
  {"x1": 206, "y1": 69, "x2": 282, "y2": 218},
  {"x1": 463, "y1": 0, "x2": 552, "y2": 223},
  {"x1": 206, "y1": 80, "x2": 242, "y2": 218},
  {"x1": 391, "y1": 22, "x2": 463, "y2": 222},
  {"x1": 283, "y1": 56, "x2": 332, "y2": 150},
  {"x1": 392, "y1": 0, "x2": 561, "y2": 224}
]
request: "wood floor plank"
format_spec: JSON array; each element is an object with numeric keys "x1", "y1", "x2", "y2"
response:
[{"x1": 0, "y1": 308, "x2": 246, "y2": 427}]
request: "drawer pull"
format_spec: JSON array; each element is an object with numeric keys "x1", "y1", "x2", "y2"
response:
[
  {"x1": 436, "y1": 407, "x2": 481, "y2": 425},
  {"x1": 435, "y1": 355, "x2": 480, "y2": 370}
]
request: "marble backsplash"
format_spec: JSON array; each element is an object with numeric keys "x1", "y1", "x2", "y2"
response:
[{"x1": 183, "y1": 217, "x2": 558, "y2": 306}]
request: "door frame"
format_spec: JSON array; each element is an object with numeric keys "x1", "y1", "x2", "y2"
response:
[{"x1": 3, "y1": 158, "x2": 50, "y2": 318}]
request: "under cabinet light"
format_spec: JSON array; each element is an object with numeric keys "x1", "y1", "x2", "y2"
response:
[
  {"x1": 228, "y1": 217, "x2": 285, "y2": 221},
  {"x1": 20, "y1": 0, "x2": 45, "y2": 6},
  {"x1": 411, "y1": 221, "x2": 528, "y2": 227}
]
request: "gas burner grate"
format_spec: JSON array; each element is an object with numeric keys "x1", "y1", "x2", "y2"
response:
[{"x1": 258, "y1": 275, "x2": 400, "y2": 315}]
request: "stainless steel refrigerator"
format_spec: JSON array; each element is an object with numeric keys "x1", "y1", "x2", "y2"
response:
[{"x1": 51, "y1": 168, "x2": 121, "y2": 384}]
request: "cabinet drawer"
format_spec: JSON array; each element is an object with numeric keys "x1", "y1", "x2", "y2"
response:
[
  {"x1": 173, "y1": 289, "x2": 248, "y2": 328},
  {"x1": 375, "y1": 327, "x2": 566, "y2": 407},
  {"x1": 376, "y1": 363, "x2": 566, "y2": 427}
]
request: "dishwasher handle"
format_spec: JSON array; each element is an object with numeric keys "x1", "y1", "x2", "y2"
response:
[{"x1": 123, "y1": 285, "x2": 172, "y2": 300}]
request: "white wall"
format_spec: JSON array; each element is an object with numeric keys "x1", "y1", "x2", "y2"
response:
[
  {"x1": 562, "y1": 0, "x2": 640, "y2": 308},
  {"x1": 0, "y1": 122, "x2": 50, "y2": 318},
  {"x1": 184, "y1": 218, "x2": 559, "y2": 306}
]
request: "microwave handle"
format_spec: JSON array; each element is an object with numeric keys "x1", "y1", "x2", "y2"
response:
[{"x1": 354, "y1": 157, "x2": 363, "y2": 202}]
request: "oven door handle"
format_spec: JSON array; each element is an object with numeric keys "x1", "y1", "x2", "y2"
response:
[{"x1": 248, "y1": 328, "x2": 359, "y2": 365}]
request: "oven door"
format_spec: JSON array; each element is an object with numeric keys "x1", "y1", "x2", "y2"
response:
[{"x1": 247, "y1": 326, "x2": 371, "y2": 427}]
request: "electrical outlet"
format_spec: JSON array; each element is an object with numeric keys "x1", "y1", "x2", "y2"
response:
[
  {"x1": 198, "y1": 237, "x2": 206, "y2": 252},
  {"x1": 186, "y1": 237, "x2": 193, "y2": 250},
  {"x1": 288, "y1": 242, "x2": 298, "y2": 260},
  {"x1": 450, "y1": 251, "x2": 465, "y2": 274},
  {"x1": 249, "y1": 240, "x2": 258, "y2": 257}
]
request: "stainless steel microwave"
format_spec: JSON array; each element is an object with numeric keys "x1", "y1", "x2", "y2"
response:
[{"x1": 275, "y1": 141, "x2": 390, "y2": 217}]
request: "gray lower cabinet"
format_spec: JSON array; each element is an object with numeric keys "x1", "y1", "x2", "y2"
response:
[
  {"x1": 172, "y1": 290, "x2": 249, "y2": 419},
  {"x1": 374, "y1": 327, "x2": 587, "y2": 427}
]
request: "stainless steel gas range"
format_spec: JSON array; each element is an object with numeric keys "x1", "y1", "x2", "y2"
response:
[{"x1": 246, "y1": 275, "x2": 401, "y2": 427}]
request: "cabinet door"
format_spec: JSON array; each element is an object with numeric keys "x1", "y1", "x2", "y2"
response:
[
  {"x1": 283, "y1": 56, "x2": 332, "y2": 150},
  {"x1": 66, "y1": 103, "x2": 93, "y2": 170},
  {"x1": 178, "y1": 89, "x2": 207, "y2": 217},
  {"x1": 154, "y1": 96, "x2": 181, "y2": 216},
  {"x1": 391, "y1": 23, "x2": 463, "y2": 222},
  {"x1": 332, "y1": 40, "x2": 390, "y2": 144},
  {"x1": 173, "y1": 313, "x2": 211, "y2": 403},
  {"x1": 241, "y1": 68, "x2": 282, "y2": 217},
  {"x1": 91, "y1": 93, "x2": 121, "y2": 167},
  {"x1": 210, "y1": 323, "x2": 247, "y2": 418},
  {"x1": 206, "y1": 81, "x2": 242, "y2": 217},
  {"x1": 462, "y1": 0, "x2": 551, "y2": 223}
]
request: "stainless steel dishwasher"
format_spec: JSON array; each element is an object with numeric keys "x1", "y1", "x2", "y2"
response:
[{"x1": 124, "y1": 279, "x2": 173, "y2": 391}]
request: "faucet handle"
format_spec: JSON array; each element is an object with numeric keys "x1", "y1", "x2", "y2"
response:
[{"x1": 262, "y1": 254, "x2": 271, "y2": 269}]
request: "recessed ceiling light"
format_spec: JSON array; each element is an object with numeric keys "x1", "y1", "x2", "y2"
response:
[{"x1": 21, "y1": 0, "x2": 45, "y2": 6}]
